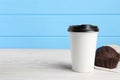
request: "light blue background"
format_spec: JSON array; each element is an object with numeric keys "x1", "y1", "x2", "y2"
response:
[{"x1": 0, "y1": 0, "x2": 120, "y2": 49}]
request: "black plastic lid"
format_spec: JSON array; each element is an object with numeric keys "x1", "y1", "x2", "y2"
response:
[{"x1": 68, "y1": 24, "x2": 99, "y2": 32}]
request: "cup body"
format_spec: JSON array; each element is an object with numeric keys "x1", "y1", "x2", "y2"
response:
[
  {"x1": 68, "y1": 24, "x2": 99, "y2": 72},
  {"x1": 70, "y1": 32, "x2": 98, "y2": 72}
]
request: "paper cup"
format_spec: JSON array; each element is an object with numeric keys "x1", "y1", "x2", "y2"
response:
[{"x1": 68, "y1": 24, "x2": 99, "y2": 72}]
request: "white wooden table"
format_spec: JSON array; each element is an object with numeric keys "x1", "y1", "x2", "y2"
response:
[{"x1": 0, "y1": 49, "x2": 119, "y2": 80}]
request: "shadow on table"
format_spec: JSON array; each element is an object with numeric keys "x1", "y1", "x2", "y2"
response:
[
  {"x1": 51, "y1": 63, "x2": 72, "y2": 71},
  {"x1": 33, "y1": 61, "x2": 73, "y2": 72}
]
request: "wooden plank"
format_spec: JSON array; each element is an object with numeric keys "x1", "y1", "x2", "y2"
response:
[
  {"x1": 0, "y1": 37, "x2": 119, "y2": 48},
  {"x1": 0, "y1": 0, "x2": 120, "y2": 14},
  {"x1": 0, "y1": 15, "x2": 120, "y2": 36}
]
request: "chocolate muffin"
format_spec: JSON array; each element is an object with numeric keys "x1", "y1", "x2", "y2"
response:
[{"x1": 95, "y1": 46, "x2": 120, "y2": 69}]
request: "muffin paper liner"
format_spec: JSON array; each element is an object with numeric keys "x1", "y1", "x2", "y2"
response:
[{"x1": 95, "y1": 62, "x2": 120, "y2": 73}]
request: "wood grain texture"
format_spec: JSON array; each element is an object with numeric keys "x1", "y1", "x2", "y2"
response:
[{"x1": 0, "y1": 0, "x2": 120, "y2": 48}]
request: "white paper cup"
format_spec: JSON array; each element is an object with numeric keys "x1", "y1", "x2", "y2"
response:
[{"x1": 68, "y1": 24, "x2": 99, "y2": 72}]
